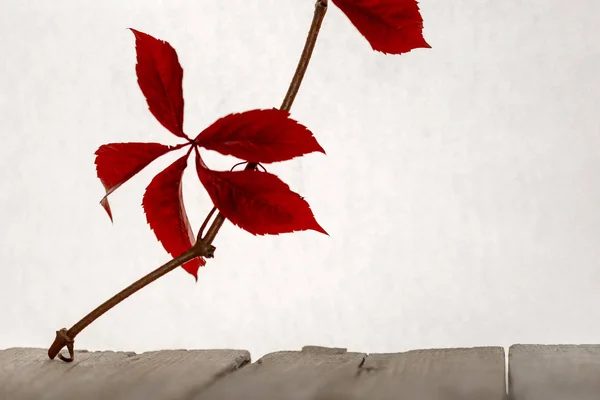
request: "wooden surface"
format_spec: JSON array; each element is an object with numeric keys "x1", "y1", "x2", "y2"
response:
[
  {"x1": 197, "y1": 346, "x2": 505, "y2": 400},
  {"x1": 0, "y1": 348, "x2": 250, "y2": 400},
  {"x1": 1, "y1": 344, "x2": 599, "y2": 399},
  {"x1": 509, "y1": 344, "x2": 600, "y2": 400},
  {"x1": 196, "y1": 345, "x2": 366, "y2": 400}
]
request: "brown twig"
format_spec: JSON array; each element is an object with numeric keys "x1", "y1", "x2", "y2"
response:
[
  {"x1": 201, "y1": 0, "x2": 329, "y2": 248},
  {"x1": 48, "y1": 245, "x2": 212, "y2": 361},
  {"x1": 48, "y1": 0, "x2": 328, "y2": 362}
]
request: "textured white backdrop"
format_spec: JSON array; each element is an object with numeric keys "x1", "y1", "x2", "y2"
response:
[{"x1": 1, "y1": 0, "x2": 599, "y2": 360}]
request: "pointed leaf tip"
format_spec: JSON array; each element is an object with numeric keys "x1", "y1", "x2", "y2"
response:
[
  {"x1": 100, "y1": 197, "x2": 113, "y2": 222},
  {"x1": 94, "y1": 142, "x2": 174, "y2": 221},
  {"x1": 143, "y1": 153, "x2": 205, "y2": 278},
  {"x1": 195, "y1": 155, "x2": 327, "y2": 236},
  {"x1": 130, "y1": 28, "x2": 188, "y2": 139},
  {"x1": 196, "y1": 109, "x2": 325, "y2": 163},
  {"x1": 332, "y1": 0, "x2": 429, "y2": 55}
]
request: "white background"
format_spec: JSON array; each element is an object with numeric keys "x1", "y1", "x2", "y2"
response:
[{"x1": 1, "y1": 0, "x2": 599, "y2": 360}]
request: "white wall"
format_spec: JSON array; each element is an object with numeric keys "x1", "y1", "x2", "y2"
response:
[{"x1": 1, "y1": 0, "x2": 599, "y2": 360}]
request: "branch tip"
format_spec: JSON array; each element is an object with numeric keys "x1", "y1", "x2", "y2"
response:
[{"x1": 48, "y1": 328, "x2": 74, "y2": 363}]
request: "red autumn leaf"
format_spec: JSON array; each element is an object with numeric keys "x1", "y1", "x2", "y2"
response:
[
  {"x1": 195, "y1": 109, "x2": 325, "y2": 163},
  {"x1": 99, "y1": 197, "x2": 114, "y2": 222},
  {"x1": 195, "y1": 153, "x2": 327, "y2": 236},
  {"x1": 95, "y1": 142, "x2": 174, "y2": 221},
  {"x1": 130, "y1": 28, "x2": 188, "y2": 139},
  {"x1": 331, "y1": 0, "x2": 430, "y2": 55},
  {"x1": 143, "y1": 153, "x2": 205, "y2": 278}
]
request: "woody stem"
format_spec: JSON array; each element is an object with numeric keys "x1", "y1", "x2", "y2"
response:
[
  {"x1": 47, "y1": 0, "x2": 328, "y2": 362},
  {"x1": 48, "y1": 241, "x2": 215, "y2": 362},
  {"x1": 201, "y1": 0, "x2": 328, "y2": 247}
]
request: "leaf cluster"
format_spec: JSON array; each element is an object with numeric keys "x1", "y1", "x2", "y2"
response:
[{"x1": 94, "y1": 0, "x2": 429, "y2": 278}]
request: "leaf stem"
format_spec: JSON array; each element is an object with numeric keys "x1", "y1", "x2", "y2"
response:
[
  {"x1": 47, "y1": 0, "x2": 328, "y2": 362},
  {"x1": 202, "y1": 0, "x2": 328, "y2": 248}
]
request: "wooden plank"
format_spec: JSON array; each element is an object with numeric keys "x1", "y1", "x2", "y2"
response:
[
  {"x1": 0, "y1": 347, "x2": 250, "y2": 400},
  {"x1": 195, "y1": 346, "x2": 506, "y2": 400},
  {"x1": 509, "y1": 344, "x2": 600, "y2": 400},
  {"x1": 319, "y1": 347, "x2": 506, "y2": 400},
  {"x1": 194, "y1": 345, "x2": 366, "y2": 400},
  {"x1": 323, "y1": 347, "x2": 506, "y2": 400}
]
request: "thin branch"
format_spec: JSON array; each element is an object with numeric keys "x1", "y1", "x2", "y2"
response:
[
  {"x1": 197, "y1": 207, "x2": 217, "y2": 242},
  {"x1": 48, "y1": 246, "x2": 209, "y2": 361},
  {"x1": 47, "y1": 0, "x2": 329, "y2": 362},
  {"x1": 202, "y1": 0, "x2": 329, "y2": 247}
]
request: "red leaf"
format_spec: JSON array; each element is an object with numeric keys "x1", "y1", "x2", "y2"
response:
[
  {"x1": 130, "y1": 29, "x2": 188, "y2": 139},
  {"x1": 143, "y1": 154, "x2": 205, "y2": 278},
  {"x1": 195, "y1": 109, "x2": 325, "y2": 163},
  {"x1": 331, "y1": 0, "x2": 430, "y2": 55},
  {"x1": 95, "y1": 142, "x2": 174, "y2": 221},
  {"x1": 195, "y1": 154, "x2": 327, "y2": 236},
  {"x1": 100, "y1": 197, "x2": 113, "y2": 221}
]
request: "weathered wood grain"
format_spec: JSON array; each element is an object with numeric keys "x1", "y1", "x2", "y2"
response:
[
  {"x1": 10, "y1": 344, "x2": 600, "y2": 399},
  {"x1": 321, "y1": 346, "x2": 506, "y2": 400},
  {"x1": 0, "y1": 347, "x2": 250, "y2": 400},
  {"x1": 194, "y1": 345, "x2": 365, "y2": 400},
  {"x1": 195, "y1": 346, "x2": 506, "y2": 400},
  {"x1": 509, "y1": 344, "x2": 600, "y2": 400}
]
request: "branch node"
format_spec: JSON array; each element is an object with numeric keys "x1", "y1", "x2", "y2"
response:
[
  {"x1": 317, "y1": 0, "x2": 328, "y2": 9},
  {"x1": 194, "y1": 240, "x2": 216, "y2": 258},
  {"x1": 48, "y1": 328, "x2": 75, "y2": 363}
]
